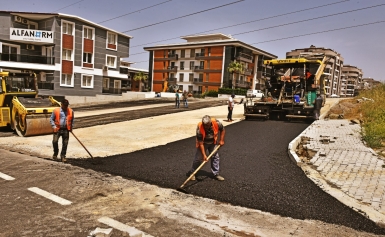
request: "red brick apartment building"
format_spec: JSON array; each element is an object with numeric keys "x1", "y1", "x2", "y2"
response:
[{"x1": 144, "y1": 33, "x2": 277, "y2": 94}]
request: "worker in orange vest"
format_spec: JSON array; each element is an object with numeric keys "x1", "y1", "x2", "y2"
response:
[
  {"x1": 187, "y1": 115, "x2": 226, "y2": 181},
  {"x1": 50, "y1": 99, "x2": 74, "y2": 162}
]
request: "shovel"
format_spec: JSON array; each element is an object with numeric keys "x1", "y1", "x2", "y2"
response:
[
  {"x1": 70, "y1": 131, "x2": 94, "y2": 159},
  {"x1": 177, "y1": 145, "x2": 221, "y2": 194}
]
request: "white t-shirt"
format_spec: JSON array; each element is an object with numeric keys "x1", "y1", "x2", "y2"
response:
[{"x1": 228, "y1": 96, "x2": 234, "y2": 108}]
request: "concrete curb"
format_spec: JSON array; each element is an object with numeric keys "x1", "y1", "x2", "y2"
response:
[{"x1": 287, "y1": 100, "x2": 385, "y2": 228}]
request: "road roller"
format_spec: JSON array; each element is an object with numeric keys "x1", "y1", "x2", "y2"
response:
[{"x1": 0, "y1": 72, "x2": 61, "y2": 137}]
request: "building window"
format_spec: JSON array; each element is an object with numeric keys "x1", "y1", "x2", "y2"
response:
[
  {"x1": 179, "y1": 73, "x2": 184, "y2": 82},
  {"x1": 190, "y1": 49, "x2": 195, "y2": 58},
  {"x1": 180, "y1": 61, "x2": 184, "y2": 70},
  {"x1": 189, "y1": 61, "x2": 194, "y2": 70},
  {"x1": 106, "y1": 55, "x2": 117, "y2": 67},
  {"x1": 82, "y1": 75, "x2": 93, "y2": 88},
  {"x1": 63, "y1": 22, "x2": 73, "y2": 35},
  {"x1": 83, "y1": 53, "x2": 92, "y2": 63},
  {"x1": 181, "y1": 49, "x2": 185, "y2": 58},
  {"x1": 84, "y1": 27, "x2": 93, "y2": 39},
  {"x1": 62, "y1": 49, "x2": 72, "y2": 60},
  {"x1": 61, "y1": 74, "x2": 72, "y2": 86},
  {"x1": 206, "y1": 73, "x2": 209, "y2": 82},
  {"x1": 107, "y1": 32, "x2": 117, "y2": 49},
  {"x1": 189, "y1": 73, "x2": 193, "y2": 82}
]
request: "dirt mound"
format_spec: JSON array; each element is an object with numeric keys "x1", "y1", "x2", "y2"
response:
[{"x1": 326, "y1": 99, "x2": 362, "y2": 121}]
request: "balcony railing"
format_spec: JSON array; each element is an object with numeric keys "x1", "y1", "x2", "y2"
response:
[
  {"x1": 235, "y1": 80, "x2": 251, "y2": 88},
  {"x1": 244, "y1": 69, "x2": 252, "y2": 76},
  {"x1": 0, "y1": 53, "x2": 55, "y2": 65},
  {"x1": 193, "y1": 78, "x2": 203, "y2": 83},
  {"x1": 237, "y1": 53, "x2": 253, "y2": 63},
  {"x1": 193, "y1": 66, "x2": 204, "y2": 72},
  {"x1": 168, "y1": 54, "x2": 178, "y2": 60},
  {"x1": 168, "y1": 77, "x2": 177, "y2": 82},
  {"x1": 154, "y1": 66, "x2": 178, "y2": 72}
]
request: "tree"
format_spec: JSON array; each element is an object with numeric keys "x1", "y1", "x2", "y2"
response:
[
  {"x1": 133, "y1": 72, "x2": 148, "y2": 92},
  {"x1": 227, "y1": 61, "x2": 244, "y2": 91}
]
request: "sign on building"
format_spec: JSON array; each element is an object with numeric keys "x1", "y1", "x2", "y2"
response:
[{"x1": 10, "y1": 28, "x2": 54, "y2": 43}]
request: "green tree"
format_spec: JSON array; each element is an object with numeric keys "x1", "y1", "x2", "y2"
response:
[
  {"x1": 133, "y1": 72, "x2": 148, "y2": 92},
  {"x1": 227, "y1": 61, "x2": 244, "y2": 91}
]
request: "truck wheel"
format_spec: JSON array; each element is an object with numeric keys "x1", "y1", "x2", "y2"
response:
[{"x1": 14, "y1": 111, "x2": 27, "y2": 137}]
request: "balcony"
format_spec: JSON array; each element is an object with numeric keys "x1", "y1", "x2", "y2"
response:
[
  {"x1": 102, "y1": 87, "x2": 123, "y2": 95},
  {"x1": 0, "y1": 53, "x2": 55, "y2": 65},
  {"x1": 195, "y1": 52, "x2": 222, "y2": 60},
  {"x1": 193, "y1": 66, "x2": 204, "y2": 72},
  {"x1": 168, "y1": 77, "x2": 177, "y2": 83},
  {"x1": 236, "y1": 52, "x2": 253, "y2": 63},
  {"x1": 154, "y1": 66, "x2": 178, "y2": 72},
  {"x1": 192, "y1": 66, "x2": 221, "y2": 73},
  {"x1": 243, "y1": 69, "x2": 252, "y2": 76},
  {"x1": 193, "y1": 78, "x2": 203, "y2": 83},
  {"x1": 235, "y1": 80, "x2": 251, "y2": 88},
  {"x1": 154, "y1": 54, "x2": 179, "y2": 61}
]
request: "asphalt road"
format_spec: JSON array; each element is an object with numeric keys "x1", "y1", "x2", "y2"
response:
[{"x1": 70, "y1": 119, "x2": 385, "y2": 235}]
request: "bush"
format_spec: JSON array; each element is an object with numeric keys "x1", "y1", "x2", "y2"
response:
[
  {"x1": 218, "y1": 87, "x2": 247, "y2": 96},
  {"x1": 359, "y1": 84, "x2": 385, "y2": 148},
  {"x1": 204, "y1": 90, "x2": 218, "y2": 97}
]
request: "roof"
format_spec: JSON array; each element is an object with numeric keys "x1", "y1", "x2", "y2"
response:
[
  {"x1": 1, "y1": 11, "x2": 132, "y2": 39},
  {"x1": 143, "y1": 37, "x2": 277, "y2": 58}
]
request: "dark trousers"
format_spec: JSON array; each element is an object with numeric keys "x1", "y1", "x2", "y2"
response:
[
  {"x1": 53, "y1": 129, "x2": 69, "y2": 157},
  {"x1": 227, "y1": 107, "x2": 233, "y2": 120}
]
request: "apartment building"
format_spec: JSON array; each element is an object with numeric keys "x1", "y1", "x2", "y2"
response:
[
  {"x1": 143, "y1": 33, "x2": 277, "y2": 94},
  {"x1": 286, "y1": 45, "x2": 344, "y2": 98},
  {"x1": 341, "y1": 65, "x2": 362, "y2": 97},
  {"x1": 0, "y1": 11, "x2": 146, "y2": 97}
]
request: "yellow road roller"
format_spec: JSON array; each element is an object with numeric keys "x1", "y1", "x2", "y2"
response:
[{"x1": 0, "y1": 72, "x2": 61, "y2": 136}]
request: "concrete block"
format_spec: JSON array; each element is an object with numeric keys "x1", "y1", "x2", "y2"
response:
[{"x1": 89, "y1": 227, "x2": 113, "y2": 237}]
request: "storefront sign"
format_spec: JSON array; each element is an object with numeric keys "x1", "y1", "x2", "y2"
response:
[{"x1": 10, "y1": 28, "x2": 54, "y2": 43}]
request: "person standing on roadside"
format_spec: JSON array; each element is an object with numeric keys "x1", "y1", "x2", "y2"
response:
[
  {"x1": 226, "y1": 94, "x2": 235, "y2": 122},
  {"x1": 313, "y1": 92, "x2": 323, "y2": 120},
  {"x1": 182, "y1": 90, "x2": 188, "y2": 108},
  {"x1": 188, "y1": 115, "x2": 226, "y2": 181},
  {"x1": 50, "y1": 99, "x2": 74, "y2": 162},
  {"x1": 175, "y1": 90, "x2": 180, "y2": 108}
]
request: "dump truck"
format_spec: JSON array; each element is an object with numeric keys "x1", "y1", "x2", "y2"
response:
[
  {"x1": 244, "y1": 53, "x2": 329, "y2": 121},
  {"x1": 0, "y1": 72, "x2": 61, "y2": 136}
]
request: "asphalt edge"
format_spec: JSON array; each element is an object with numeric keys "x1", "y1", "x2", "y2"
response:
[{"x1": 287, "y1": 100, "x2": 385, "y2": 229}]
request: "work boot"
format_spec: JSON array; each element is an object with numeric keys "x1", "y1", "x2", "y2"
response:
[
  {"x1": 214, "y1": 175, "x2": 225, "y2": 181},
  {"x1": 52, "y1": 155, "x2": 57, "y2": 160},
  {"x1": 61, "y1": 156, "x2": 67, "y2": 163}
]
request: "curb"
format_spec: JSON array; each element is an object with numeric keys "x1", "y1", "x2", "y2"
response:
[{"x1": 287, "y1": 101, "x2": 385, "y2": 228}]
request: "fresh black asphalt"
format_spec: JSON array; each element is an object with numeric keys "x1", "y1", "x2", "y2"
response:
[{"x1": 70, "y1": 119, "x2": 385, "y2": 235}]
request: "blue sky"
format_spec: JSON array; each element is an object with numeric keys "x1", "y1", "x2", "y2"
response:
[{"x1": 3, "y1": 0, "x2": 385, "y2": 81}]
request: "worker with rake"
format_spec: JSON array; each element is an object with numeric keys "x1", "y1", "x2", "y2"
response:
[{"x1": 188, "y1": 115, "x2": 226, "y2": 181}]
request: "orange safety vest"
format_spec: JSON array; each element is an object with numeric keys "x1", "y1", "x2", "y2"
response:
[
  {"x1": 196, "y1": 118, "x2": 219, "y2": 147},
  {"x1": 53, "y1": 107, "x2": 73, "y2": 130},
  {"x1": 306, "y1": 71, "x2": 312, "y2": 79}
]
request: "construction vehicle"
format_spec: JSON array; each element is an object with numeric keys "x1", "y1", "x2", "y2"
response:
[
  {"x1": 0, "y1": 72, "x2": 61, "y2": 136},
  {"x1": 244, "y1": 53, "x2": 329, "y2": 121}
]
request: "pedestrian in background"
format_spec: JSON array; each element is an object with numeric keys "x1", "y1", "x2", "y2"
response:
[
  {"x1": 188, "y1": 115, "x2": 226, "y2": 181},
  {"x1": 313, "y1": 92, "x2": 323, "y2": 120},
  {"x1": 182, "y1": 90, "x2": 188, "y2": 108},
  {"x1": 226, "y1": 94, "x2": 235, "y2": 122},
  {"x1": 175, "y1": 90, "x2": 180, "y2": 108},
  {"x1": 50, "y1": 99, "x2": 74, "y2": 162}
]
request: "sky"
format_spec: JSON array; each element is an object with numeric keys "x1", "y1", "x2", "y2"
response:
[{"x1": 3, "y1": 0, "x2": 385, "y2": 81}]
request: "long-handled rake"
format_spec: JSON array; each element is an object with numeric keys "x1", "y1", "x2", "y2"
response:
[{"x1": 177, "y1": 145, "x2": 221, "y2": 194}]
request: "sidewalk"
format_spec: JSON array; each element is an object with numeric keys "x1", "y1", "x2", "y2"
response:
[{"x1": 288, "y1": 100, "x2": 385, "y2": 227}]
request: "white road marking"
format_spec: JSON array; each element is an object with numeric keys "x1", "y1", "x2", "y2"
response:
[
  {"x1": 0, "y1": 172, "x2": 15, "y2": 181},
  {"x1": 98, "y1": 216, "x2": 152, "y2": 237},
  {"x1": 27, "y1": 187, "x2": 72, "y2": 205}
]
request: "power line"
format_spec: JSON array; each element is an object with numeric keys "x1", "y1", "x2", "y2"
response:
[
  {"x1": 130, "y1": 0, "x2": 350, "y2": 48},
  {"x1": 97, "y1": 0, "x2": 173, "y2": 24},
  {"x1": 251, "y1": 20, "x2": 385, "y2": 45},
  {"x1": 122, "y1": 0, "x2": 245, "y2": 32},
  {"x1": 53, "y1": 0, "x2": 85, "y2": 12},
  {"x1": 130, "y1": 20, "x2": 385, "y2": 63},
  {"x1": 233, "y1": 3, "x2": 385, "y2": 36}
]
